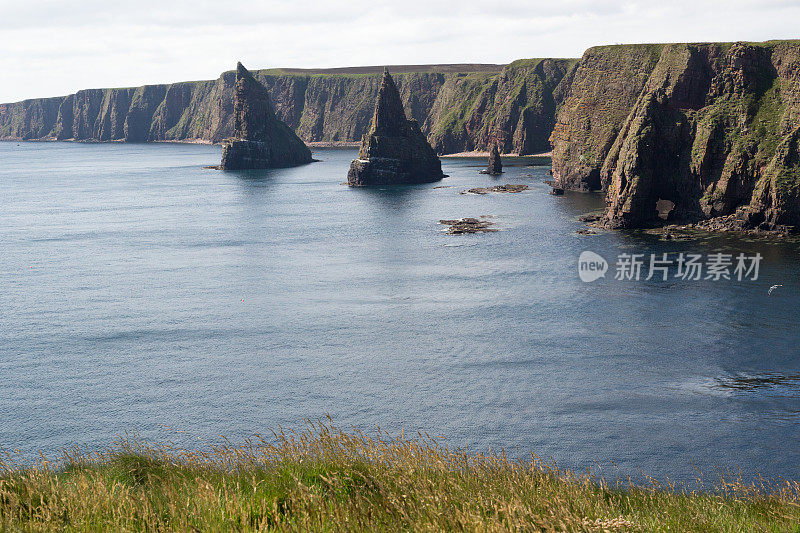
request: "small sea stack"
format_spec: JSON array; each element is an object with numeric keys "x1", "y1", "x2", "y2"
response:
[
  {"x1": 487, "y1": 144, "x2": 503, "y2": 175},
  {"x1": 347, "y1": 69, "x2": 444, "y2": 186},
  {"x1": 219, "y1": 63, "x2": 312, "y2": 170}
]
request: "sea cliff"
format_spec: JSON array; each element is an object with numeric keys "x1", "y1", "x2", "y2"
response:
[
  {"x1": 0, "y1": 61, "x2": 576, "y2": 156},
  {"x1": 4, "y1": 40, "x2": 800, "y2": 231},
  {"x1": 552, "y1": 40, "x2": 800, "y2": 232}
]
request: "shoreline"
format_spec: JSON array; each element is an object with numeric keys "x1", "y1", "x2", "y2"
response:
[
  {"x1": 306, "y1": 140, "x2": 360, "y2": 148},
  {"x1": 0, "y1": 138, "x2": 552, "y2": 159},
  {"x1": 441, "y1": 150, "x2": 552, "y2": 158}
]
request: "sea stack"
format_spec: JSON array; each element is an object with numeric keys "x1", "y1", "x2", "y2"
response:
[
  {"x1": 487, "y1": 144, "x2": 503, "y2": 175},
  {"x1": 219, "y1": 62, "x2": 312, "y2": 170},
  {"x1": 347, "y1": 69, "x2": 444, "y2": 186}
]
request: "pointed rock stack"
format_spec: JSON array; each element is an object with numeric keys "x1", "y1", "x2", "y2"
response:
[
  {"x1": 347, "y1": 69, "x2": 444, "y2": 186},
  {"x1": 487, "y1": 144, "x2": 503, "y2": 175},
  {"x1": 219, "y1": 62, "x2": 312, "y2": 170}
]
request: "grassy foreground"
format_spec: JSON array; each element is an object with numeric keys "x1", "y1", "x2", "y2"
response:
[{"x1": 1, "y1": 421, "x2": 798, "y2": 531}]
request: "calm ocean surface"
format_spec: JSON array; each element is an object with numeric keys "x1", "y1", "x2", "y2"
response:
[{"x1": 1, "y1": 141, "x2": 799, "y2": 483}]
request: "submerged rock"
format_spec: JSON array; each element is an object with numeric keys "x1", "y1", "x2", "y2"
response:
[
  {"x1": 460, "y1": 184, "x2": 528, "y2": 194},
  {"x1": 578, "y1": 212, "x2": 604, "y2": 223},
  {"x1": 347, "y1": 69, "x2": 444, "y2": 186},
  {"x1": 439, "y1": 217, "x2": 497, "y2": 234},
  {"x1": 219, "y1": 63, "x2": 312, "y2": 170},
  {"x1": 487, "y1": 144, "x2": 503, "y2": 175}
]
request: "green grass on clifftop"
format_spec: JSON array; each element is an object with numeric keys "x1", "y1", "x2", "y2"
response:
[{"x1": 1, "y1": 420, "x2": 798, "y2": 531}]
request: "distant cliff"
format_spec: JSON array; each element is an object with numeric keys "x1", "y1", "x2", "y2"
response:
[
  {"x1": 552, "y1": 40, "x2": 800, "y2": 231},
  {"x1": 6, "y1": 41, "x2": 799, "y2": 231},
  {"x1": 0, "y1": 61, "x2": 576, "y2": 155}
]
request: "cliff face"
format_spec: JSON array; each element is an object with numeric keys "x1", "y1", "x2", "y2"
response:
[
  {"x1": 0, "y1": 61, "x2": 575, "y2": 155},
  {"x1": 6, "y1": 42, "x2": 798, "y2": 230},
  {"x1": 553, "y1": 40, "x2": 800, "y2": 231},
  {"x1": 426, "y1": 59, "x2": 576, "y2": 155},
  {"x1": 219, "y1": 63, "x2": 312, "y2": 170},
  {"x1": 550, "y1": 45, "x2": 665, "y2": 191},
  {"x1": 347, "y1": 70, "x2": 443, "y2": 186}
]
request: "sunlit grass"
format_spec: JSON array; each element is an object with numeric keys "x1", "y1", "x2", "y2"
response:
[{"x1": 1, "y1": 418, "x2": 798, "y2": 531}]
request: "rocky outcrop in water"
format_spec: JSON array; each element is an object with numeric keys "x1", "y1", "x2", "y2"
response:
[
  {"x1": 461, "y1": 184, "x2": 527, "y2": 194},
  {"x1": 439, "y1": 217, "x2": 497, "y2": 234},
  {"x1": 486, "y1": 144, "x2": 503, "y2": 174},
  {"x1": 552, "y1": 40, "x2": 800, "y2": 232},
  {"x1": 347, "y1": 70, "x2": 444, "y2": 186},
  {"x1": 219, "y1": 63, "x2": 311, "y2": 170},
  {"x1": 0, "y1": 61, "x2": 575, "y2": 155}
]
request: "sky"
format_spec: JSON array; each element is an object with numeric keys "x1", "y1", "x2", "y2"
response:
[{"x1": 2, "y1": 0, "x2": 799, "y2": 103}]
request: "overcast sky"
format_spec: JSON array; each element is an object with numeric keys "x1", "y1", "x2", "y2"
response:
[{"x1": 2, "y1": 0, "x2": 799, "y2": 103}]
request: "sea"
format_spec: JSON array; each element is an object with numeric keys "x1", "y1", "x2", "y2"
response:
[{"x1": 1, "y1": 141, "x2": 799, "y2": 484}]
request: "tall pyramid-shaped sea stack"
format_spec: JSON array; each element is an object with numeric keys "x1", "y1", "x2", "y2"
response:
[
  {"x1": 347, "y1": 69, "x2": 444, "y2": 186},
  {"x1": 219, "y1": 62, "x2": 312, "y2": 170}
]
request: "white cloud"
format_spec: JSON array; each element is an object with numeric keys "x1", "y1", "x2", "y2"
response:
[{"x1": 1, "y1": 0, "x2": 798, "y2": 102}]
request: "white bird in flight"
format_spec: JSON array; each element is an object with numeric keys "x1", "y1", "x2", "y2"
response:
[{"x1": 768, "y1": 284, "x2": 783, "y2": 296}]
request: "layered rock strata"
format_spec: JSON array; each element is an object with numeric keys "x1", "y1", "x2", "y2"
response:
[
  {"x1": 219, "y1": 63, "x2": 312, "y2": 170},
  {"x1": 347, "y1": 70, "x2": 444, "y2": 186},
  {"x1": 552, "y1": 41, "x2": 800, "y2": 232}
]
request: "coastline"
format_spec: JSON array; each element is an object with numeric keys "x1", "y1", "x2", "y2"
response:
[
  {"x1": 306, "y1": 140, "x2": 360, "y2": 148},
  {"x1": 441, "y1": 150, "x2": 552, "y2": 158}
]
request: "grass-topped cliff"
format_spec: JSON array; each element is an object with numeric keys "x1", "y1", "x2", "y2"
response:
[
  {"x1": 0, "y1": 61, "x2": 575, "y2": 156},
  {"x1": 1, "y1": 422, "x2": 798, "y2": 531},
  {"x1": 552, "y1": 39, "x2": 800, "y2": 232}
]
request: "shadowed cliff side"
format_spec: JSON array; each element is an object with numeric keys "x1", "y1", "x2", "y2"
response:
[
  {"x1": 426, "y1": 58, "x2": 576, "y2": 155},
  {"x1": 219, "y1": 63, "x2": 312, "y2": 170},
  {"x1": 552, "y1": 40, "x2": 800, "y2": 232},
  {"x1": 347, "y1": 70, "x2": 444, "y2": 186},
  {"x1": 0, "y1": 61, "x2": 575, "y2": 155}
]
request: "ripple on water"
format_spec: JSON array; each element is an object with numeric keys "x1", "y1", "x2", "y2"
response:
[{"x1": 673, "y1": 372, "x2": 800, "y2": 400}]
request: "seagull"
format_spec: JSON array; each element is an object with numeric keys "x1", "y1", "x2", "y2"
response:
[{"x1": 768, "y1": 284, "x2": 783, "y2": 296}]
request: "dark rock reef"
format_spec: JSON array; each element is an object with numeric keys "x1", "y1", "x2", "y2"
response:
[
  {"x1": 461, "y1": 184, "x2": 528, "y2": 194},
  {"x1": 347, "y1": 70, "x2": 444, "y2": 186},
  {"x1": 486, "y1": 144, "x2": 503, "y2": 174},
  {"x1": 219, "y1": 63, "x2": 312, "y2": 170},
  {"x1": 439, "y1": 217, "x2": 497, "y2": 234},
  {"x1": 551, "y1": 41, "x2": 800, "y2": 233}
]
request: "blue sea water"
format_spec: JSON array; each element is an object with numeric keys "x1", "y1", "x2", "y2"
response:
[{"x1": 1, "y1": 141, "x2": 799, "y2": 483}]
